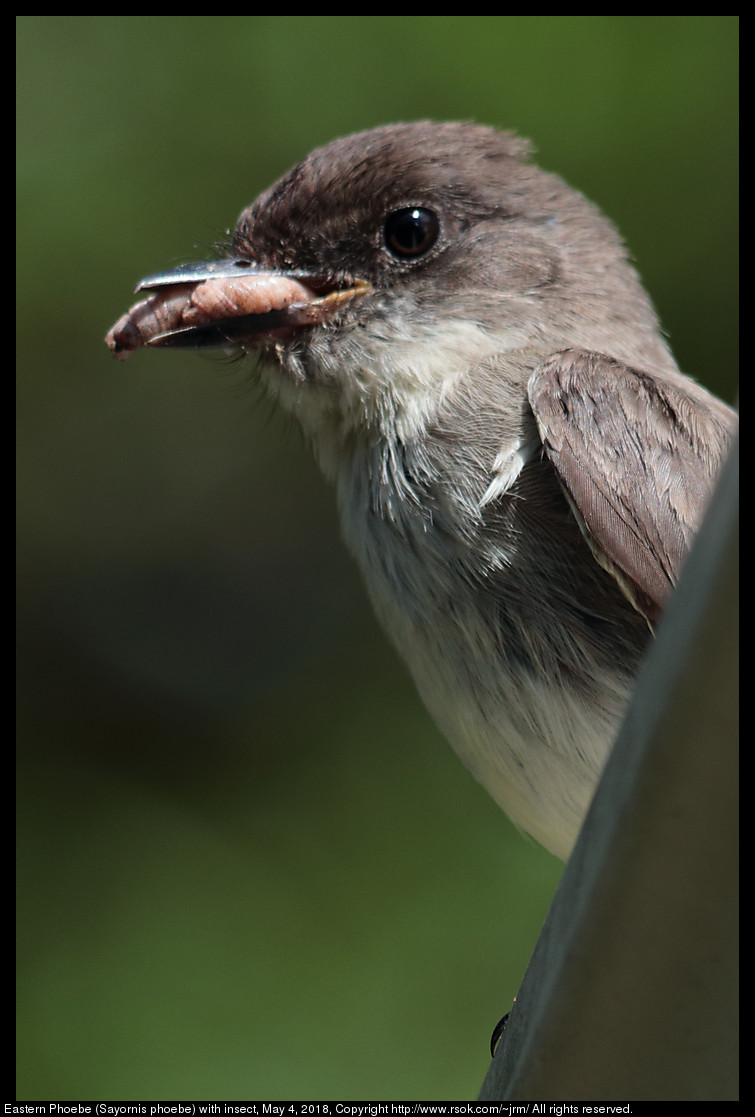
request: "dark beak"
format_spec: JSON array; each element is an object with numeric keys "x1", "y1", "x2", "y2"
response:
[
  {"x1": 135, "y1": 257, "x2": 277, "y2": 289},
  {"x1": 106, "y1": 258, "x2": 371, "y2": 359}
]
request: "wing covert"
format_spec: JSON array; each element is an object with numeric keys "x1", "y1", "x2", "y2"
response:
[{"x1": 528, "y1": 349, "x2": 736, "y2": 621}]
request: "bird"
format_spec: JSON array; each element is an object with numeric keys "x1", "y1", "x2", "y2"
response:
[{"x1": 106, "y1": 121, "x2": 737, "y2": 860}]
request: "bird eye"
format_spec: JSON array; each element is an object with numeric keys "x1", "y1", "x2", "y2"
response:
[{"x1": 384, "y1": 207, "x2": 440, "y2": 260}]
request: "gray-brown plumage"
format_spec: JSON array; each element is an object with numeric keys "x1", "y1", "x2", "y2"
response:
[
  {"x1": 107, "y1": 122, "x2": 737, "y2": 858},
  {"x1": 529, "y1": 351, "x2": 733, "y2": 623}
]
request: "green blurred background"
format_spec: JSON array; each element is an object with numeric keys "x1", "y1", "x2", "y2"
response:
[{"x1": 17, "y1": 16, "x2": 738, "y2": 1101}]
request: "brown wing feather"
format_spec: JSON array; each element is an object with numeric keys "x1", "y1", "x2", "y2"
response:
[{"x1": 528, "y1": 349, "x2": 736, "y2": 622}]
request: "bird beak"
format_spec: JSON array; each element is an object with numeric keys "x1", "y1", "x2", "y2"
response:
[{"x1": 106, "y1": 258, "x2": 371, "y2": 359}]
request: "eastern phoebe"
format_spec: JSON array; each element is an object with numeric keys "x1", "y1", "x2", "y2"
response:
[{"x1": 106, "y1": 122, "x2": 736, "y2": 860}]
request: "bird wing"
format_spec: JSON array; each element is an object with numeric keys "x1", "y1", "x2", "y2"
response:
[{"x1": 528, "y1": 349, "x2": 736, "y2": 623}]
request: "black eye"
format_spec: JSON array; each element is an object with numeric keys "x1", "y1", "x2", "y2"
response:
[{"x1": 384, "y1": 207, "x2": 440, "y2": 260}]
